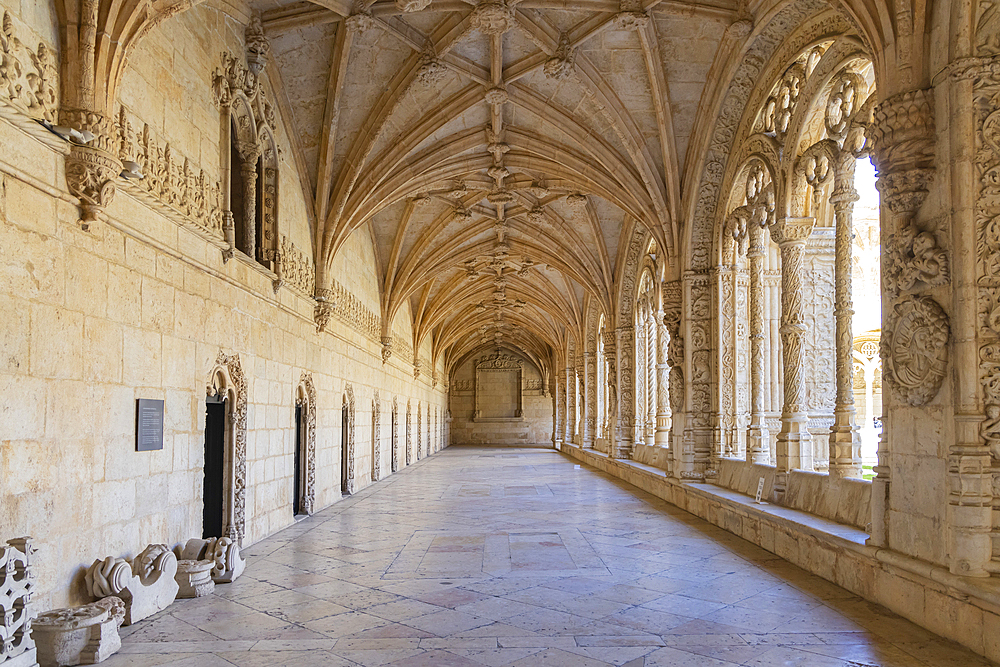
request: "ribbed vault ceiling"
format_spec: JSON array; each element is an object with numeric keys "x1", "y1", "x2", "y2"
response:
[{"x1": 256, "y1": 0, "x2": 735, "y2": 373}]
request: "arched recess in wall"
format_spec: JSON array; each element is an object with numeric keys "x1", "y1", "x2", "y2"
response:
[
  {"x1": 614, "y1": 224, "x2": 650, "y2": 456},
  {"x1": 343, "y1": 384, "x2": 356, "y2": 494},
  {"x1": 295, "y1": 373, "x2": 317, "y2": 515},
  {"x1": 206, "y1": 351, "x2": 248, "y2": 543}
]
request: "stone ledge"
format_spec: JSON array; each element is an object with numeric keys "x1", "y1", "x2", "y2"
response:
[{"x1": 560, "y1": 443, "x2": 1000, "y2": 663}]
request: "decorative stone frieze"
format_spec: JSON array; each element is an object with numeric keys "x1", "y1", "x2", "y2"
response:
[
  {"x1": 173, "y1": 561, "x2": 215, "y2": 599},
  {"x1": 476, "y1": 352, "x2": 521, "y2": 370},
  {"x1": 116, "y1": 107, "x2": 224, "y2": 238},
  {"x1": 179, "y1": 538, "x2": 246, "y2": 584},
  {"x1": 31, "y1": 597, "x2": 124, "y2": 667},
  {"x1": 0, "y1": 12, "x2": 58, "y2": 123},
  {"x1": 278, "y1": 236, "x2": 316, "y2": 295},
  {"x1": 85, "y1": 545, "x2": 178, "y2": 626},
  {"x1": 1, "y1": 537, "x2": 36, "y2": 667}
]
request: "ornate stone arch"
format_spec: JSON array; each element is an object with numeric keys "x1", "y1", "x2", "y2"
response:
[
  {"x1": 372, "y1": 390, "x2": 381, "y2": 482},
  {"x1": 206, "y1": 351, "x2": 248, "y2": 544},
  {"x1": 295, "y1": 373, "x2": 317, "y2": 515},
  {"x1": 344, "y1": 384, "x2": 356, "y2": 492}
]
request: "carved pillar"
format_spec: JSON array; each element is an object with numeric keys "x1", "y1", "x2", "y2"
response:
[
  {"x1": 576, "y1": 356, "x2": 585, "y2": 445},
  {"x1": 634, "y1": 321, "x2": 646, "y2": 445},
  {"x1": 867, "y1": 88, "x2": 956, "y2": 555},
  {"x1": 583, "y1": 351, "x2": 596, "y2": 448},
  {"x1": 771, "y1": 217, "x2": 815, "y2": 482},
  {"x1": 655, "y1": 312, "x2": 671, "y2": 449},
  {"x1": 554, "y1": 372, "x2": 565, "y2": 445},
  {"x1": 828, "y1": 164, "x2": 863, "y2": 478},
  {"x1": 566, "y1": 364, "x2": 576, "y2": 441},
  {"x1": 603, "y1": 330, "x2": 618, "y2": 454},
  {"x1": 616, "y1": 325, "x2": 635, "y2": 459},
  {"x1": 236, "y1": 142, "x2": 261, "y2": 259},
  {"x1": 715, "y1": 262, "x2": 736, "y2": 465},
  {"x1": 747, "y1": 222, "x2": 770, "y2": 464},
  {"x1": 646, "y1": 311, "x2": 657, "y2": 445},
  {"x1": 952, "y1": 64, "x2": 996, "y2": 576},
  {"x1": 663, "y1": 281, "x2": 683, "y2": 475}
]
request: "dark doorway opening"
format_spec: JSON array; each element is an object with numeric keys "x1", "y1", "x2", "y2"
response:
[
  {"x1": 203, "y1": 396, "x2": 226, "y2": 539},
  {"x1": 294, "y1": 404, "x2": 303, "y2": 515},
  {"x1": 342, "y1": 400, "x2": 350, "y2": 495}
]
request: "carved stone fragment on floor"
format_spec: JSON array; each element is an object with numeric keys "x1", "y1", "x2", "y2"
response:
[
  {"x1": 179, "y1": 537, "x2": 245, "y2": 584},
  {"x1": 84, "y1": 545, "x2": 179, "y2": 625},
  {"x1": 173, "y1": 560, "x2": 215, "y2": 599},
  {"x1": 31, "y1": 597, "x2": 124, "y2": 666},
  {"x1": 0, "y1": 537, "x2": 37, "y2": 667}
]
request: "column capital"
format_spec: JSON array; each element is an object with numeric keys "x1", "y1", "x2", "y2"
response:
[{"x1": 771, "y1": 217, "x2": 815, "y2": 246}]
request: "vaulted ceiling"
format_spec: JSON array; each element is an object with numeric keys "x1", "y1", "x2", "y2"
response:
[{"x1": 256, "y1": 0, "x2": 735, "y2": 373}]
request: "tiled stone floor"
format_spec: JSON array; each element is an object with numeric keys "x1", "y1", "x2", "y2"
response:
[{"x1": 113, "y1": 447, "x2": 995, "y2": 666}]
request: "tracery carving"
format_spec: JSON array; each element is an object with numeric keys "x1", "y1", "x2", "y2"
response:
[
  {"x1": 207, "y1": 351, "x2": 248, "y2": 543},
  {"x1": 476, "y1": 352, "x2": 522, "y2": 370},
  {"x1": 882, "y1": 296, "x2": 949, "y2": 406},
  {"x1": 296, "y1": 373, "x2": 317, "y2": 515},
  {"x1": 116, "y1": 106, "x2": 223, "y2": 237},
  {"x1": 690, "y1": 0, "x2": 846, "y2": 270},
  {"x1": 279, "y1": 235, "x2": 316, "y2": 294},
  {"x1": 0, "y1": 12, "x2": 57, "y2": 124},
  {"x1": 212, "y1": 52, "x2": 276, "y2": 133}
]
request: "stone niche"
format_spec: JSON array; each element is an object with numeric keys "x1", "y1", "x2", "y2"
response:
[
  {"x1": 474, "y1": 352, "x2": 523, "y2": 421},
  {"x1": 450, "y1": 349, "x2": 552, "y2": 446}
]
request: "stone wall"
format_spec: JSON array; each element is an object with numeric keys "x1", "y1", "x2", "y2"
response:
[
  {"x1": 449, "y1": 350, "x2": 552, "y2": 446},
  {"x1": 0, "y1": 1, "x2": 446, "y2": 612}
]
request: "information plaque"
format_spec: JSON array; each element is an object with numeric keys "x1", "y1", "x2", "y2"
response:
[{"x1": 136, "y1": 398, "x2": 164, "y2": 451}]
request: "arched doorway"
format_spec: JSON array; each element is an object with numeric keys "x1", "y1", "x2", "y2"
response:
[
  {"x1": 294, "y1": 373, "x2": 316, "y2": 515},
  {"x1": 205, "y1": 352, "x2": 248, "y2": 542},
  {"x1": 342, "y1": 397, "x2": 350, "y2": 495}
]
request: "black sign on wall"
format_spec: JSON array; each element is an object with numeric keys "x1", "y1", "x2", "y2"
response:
[{"x1": 136, "y1": 399, "x2": 164, "y2": 451}]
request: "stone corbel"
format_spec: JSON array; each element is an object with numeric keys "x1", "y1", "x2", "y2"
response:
[
  {"x1": 381, "y1": 336, "x2": 393, "y2": 364},
  {"x1": 62, "y1": 109, "x2": 122, "y2": 230},
  {"x1": 314, "y1": 288, "x2": 336, "y2": 333}
]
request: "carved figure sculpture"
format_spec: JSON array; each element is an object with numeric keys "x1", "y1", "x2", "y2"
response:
[
  {"x1": 84, "y1": 545, "x2": 178, "y2": 625},
  {"x1": 31, "y1": 597, "x2": 124, "y2": 666},
  {"x1": 173, "y1": 561, "x2": 215, "y2": 599},
  {"x1": 179, "y1": 537, "x2": 246, "y2": 584},
  {"x1": 0, "y1": 537, "x2": 36, "y2": 666}
]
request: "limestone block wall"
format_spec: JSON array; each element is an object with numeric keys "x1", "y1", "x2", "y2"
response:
[
  {"x1": 449, "y1": 350, "x2": 553, "y2": 446},
  {"x1": 0, "y1": 17, "x2": 445, "y2": 612}
]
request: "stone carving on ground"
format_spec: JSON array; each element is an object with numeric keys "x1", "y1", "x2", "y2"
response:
[
  {"x1": 180, "y1": 538, "x2": 246, "y2": 584},
  {"x1": 1, "y1": 537, "x2": 36, "y2": 667},
  {"x1": 31, "y1": 597, "x2": 124, "y2": 666},
  {"x1": 881, "y1": 296, "x2": 949, "y2": 407},
  {"x1": 84, "y1": 545, "x2": 178, "y2": 625},
  {"x1": 173, "y1": 561, "x2": 214, "y2": 599}
]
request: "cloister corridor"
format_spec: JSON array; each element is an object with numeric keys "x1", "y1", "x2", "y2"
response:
[{"x1": 108, "y1": 448, "x2": 990, "y2": 667}]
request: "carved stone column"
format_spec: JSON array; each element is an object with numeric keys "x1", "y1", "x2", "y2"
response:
[
  {"x1": 747, "y1": 221, "x2": 770, "y2": 464},
  {"x1": 828, "y1": 168, "x2": 863, "y2": 478},
  {"x1": 771, "y1": 217, "x2": 815, "y2": 480},
  {"x1": 646, "y1": 312, "x2": 657, "y2": 445},
  {"x1": 576, "y1": 356, "x2": 585, "y2": 445},
  {"x1": 634, "y1": 320, "x2": 646, "y2": 445},
  {"x1": 603, "y1": 330, "x2": 618, "y2": 454},
  {"x1": 236, "y1": 142, "x2": 261, "y2": 259},
  {"x1": 583, "y1": 352, "x2": 596, "y2": 448},
  {"x1": 616, "y1": 325, "x2": 635, "y2": 459},
  {"x1": 566, "y1": 364, "x2": 577, "y2": 442},
  {"x1": 554, "y1": 373, "x2": 565, "y2": 445},
  {"x1": 655, "y1": 313, "x2": 671, "y2": 449}
]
